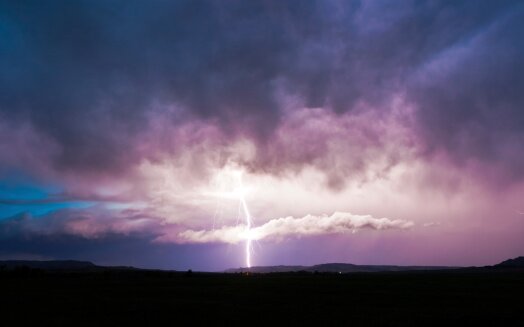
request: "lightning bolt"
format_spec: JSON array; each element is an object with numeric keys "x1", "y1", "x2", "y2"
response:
[
  {"x1": 206, "y1": 167, "x2": 254, "y2": 268},
  {"x1": 240, "y1": 189, "x2": 252, "y2": 268},
  {"x1": 236, "y1": 172, "x2": 253, "y2": 268}
]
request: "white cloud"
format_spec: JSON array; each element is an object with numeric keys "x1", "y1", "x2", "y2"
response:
[
  {"x1": 155, "y1": 211, "x2": 414, "y2": 244},
  {"x1": 423, "y1": 222, "x2": 441, "y2": 227}
]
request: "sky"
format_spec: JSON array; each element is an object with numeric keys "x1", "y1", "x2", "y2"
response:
[{"x1": 0, "y1": 0, "x2": 523, "y2": 271}]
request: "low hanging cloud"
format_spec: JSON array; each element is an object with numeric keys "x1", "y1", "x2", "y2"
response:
[
  {"x1": 0, "y1": 209, "x2": 158, "y2": 240},
  {"x1": 159, "y1": 212, "x2": 414, "y2": 244}
]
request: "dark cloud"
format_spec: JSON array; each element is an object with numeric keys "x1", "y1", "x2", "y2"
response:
[
  {"x1": 0, "y1": 0, "x2": 325, "y2": 173},
  {"x1": 0, "y1": 210, "x2": 169, "y2": 267},
  {"x1": 407, "y1": 4, "x2": 524, "y2": 181},
  {"x1": 0, "y1": 0, "x2": 522, "y2": 183},
  {"x1": 0, "y1": 212, "x2": 232, "y2": 270}
]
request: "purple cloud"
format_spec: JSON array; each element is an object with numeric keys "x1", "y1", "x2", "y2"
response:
[{"x1": 1, "y1": 0, "x2": 523, "y2": 269}]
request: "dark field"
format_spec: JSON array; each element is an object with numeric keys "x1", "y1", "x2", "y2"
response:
[{"x1": 1, "y1": 269, "x2": 523, "y2": 326}]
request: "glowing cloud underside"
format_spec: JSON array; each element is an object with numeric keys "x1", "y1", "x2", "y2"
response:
[
  {"x1": 157, "y1": 212, "x2": 414, "y2": 245},
  {"x1": 198, "y1": 168, "x2": 255, "y2": 267}
]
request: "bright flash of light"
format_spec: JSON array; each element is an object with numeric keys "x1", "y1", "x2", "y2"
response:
[
  {"x1": 240, "y1": 190, "x2": 252, "y2": 268},
  {"x1": 205, "y1": 167, "x2": 254, "y2": 268}
]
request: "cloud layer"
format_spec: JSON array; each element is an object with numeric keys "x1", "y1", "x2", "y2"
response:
[
  {"x1": 167, "y1": 212, "x2": 414, "y2": 244},
  {"x1": 1, "y1": 1, "x2": 524, "y2": 268},
  {"x1": 1, "y1": 0, "x2": 522, "y2": 183}
]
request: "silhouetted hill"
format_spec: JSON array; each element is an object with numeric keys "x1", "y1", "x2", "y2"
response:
[
  {"x1": 0, "y1": 260, "x2": 99, "y2": 270},
  {"x1": 495, "y1": 256, "x2": 524, "y2": 268},
  {"x1": 2, "y1": 260, "x2": 524, "y2": 326},
  {"x1": 225, "y1": 263, "x2": 459, "y2": 273}
]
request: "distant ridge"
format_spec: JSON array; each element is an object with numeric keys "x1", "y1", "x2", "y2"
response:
[
  {"x1": 225, "y1": 263, "x2": 459, "y2": 273},
  {"x1": 0, "y1": 260, "x2": 98, "y2": 270},
  {"x1": 495, "y1": 256, "x2": 524, "y2": 268},
  {"x1": 3, "y1": 257, "x2": 523, "y2": 273}
]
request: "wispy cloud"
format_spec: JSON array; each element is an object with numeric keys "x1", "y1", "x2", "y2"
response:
[{"x1": 156, "y1": 212, "x2": 414, "y2": 244}]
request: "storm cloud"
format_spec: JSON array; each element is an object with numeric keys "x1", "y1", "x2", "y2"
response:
[
  {"x1": 0, "y1": 0, "x2": 521, "y2": 182},
  {"x1": 1, "y1": 1, "x2": 524, "y2": 269}
]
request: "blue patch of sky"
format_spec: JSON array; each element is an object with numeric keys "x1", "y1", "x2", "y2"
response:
[{"x1": 0, "y1": 172, "x2": 94, "y2": 219}]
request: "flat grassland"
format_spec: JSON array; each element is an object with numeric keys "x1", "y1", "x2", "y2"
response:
[{"x1": 1, "y1": 269, "x2": 522, "y2": 326}]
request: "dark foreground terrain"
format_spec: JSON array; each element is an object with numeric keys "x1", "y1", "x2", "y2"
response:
[{"x1": 1, "y1": 266, "x2": 523, "y2": 326}]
